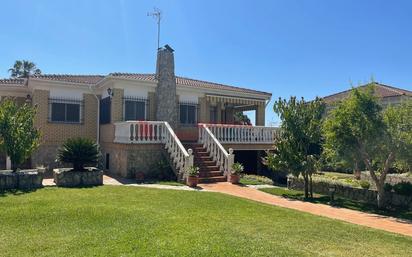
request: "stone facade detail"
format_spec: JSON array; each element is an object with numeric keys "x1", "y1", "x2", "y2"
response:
[
  {"x1": 100, "y1": 143, "x2": 165, "y2": 178},
  {"x1": 53, "y1": 168, "x2": 103, "y2": 187},
  {"x1": 0, "y1": 169, "x2": 44, "y2": 190},
  {"x1": 155, "y1": 47, "x2": 178, "y2": 128}
]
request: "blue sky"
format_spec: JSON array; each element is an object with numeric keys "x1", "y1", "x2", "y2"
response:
[{"x1": 1, "y1": 0, "x2": 411, "y2": 125}]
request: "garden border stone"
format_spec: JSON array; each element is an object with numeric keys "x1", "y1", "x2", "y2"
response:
[
  {"x1": 0, "y1": 169, "x2": 44, "y2": 190},
  {"x1": 53, "y1": 168, "x2": 103, "y2": 187}
]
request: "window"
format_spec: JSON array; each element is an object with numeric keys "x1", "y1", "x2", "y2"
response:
[
  {"x1": 123, "y1": 97, "x2": 147, "y2": 121},
  {"x1": 210, "y1": 106, "x2": 218, "y2": 123},
  {"x1": 179, "y1": 103, "x2": 198, "y2": 125},
  {"x1": 100, "y1": 97, "x2": 111, "y2": 124},
  {"x1": 105, "y1": 153, "x2": 110, "y2": 170},
  {"x1": 49, "y1": 98, "x2": 82, "y2": 123}
]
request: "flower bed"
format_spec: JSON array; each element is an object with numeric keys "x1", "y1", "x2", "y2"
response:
[{"x1": 53, "y1": 168, "x2": 103, "y2": 187}]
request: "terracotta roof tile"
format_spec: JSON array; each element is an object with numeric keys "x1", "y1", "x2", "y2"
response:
[
  {"x1": 31, "y1": 74, "x2": 105, "y2": 84},
  {"x1": 109, "y1": 73, "x2": 271, "y2": 96},
  {"x1": 1, "y1": 73, "x2": 271, "y2": 96},
  {"x1": 322, "y1": 83, "x2": 412, "y2": 103},
  {"x1": 0, "y1": 78, "x2": 26, "y2": 86}
]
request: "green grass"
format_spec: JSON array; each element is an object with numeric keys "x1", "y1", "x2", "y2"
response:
[
  {"x1": 0, "y1": 186, "x2": 411, "y2": 257},
  {"x1": 143, "y1": 180, "x2": 185, "y2": 186},
  {"x1": 239, "y1": 178, "x2": 267, "y2": 185},
  {"x1": 239, "y1": 174, "x2": 273, "y2": 185},
  {"x1": 260, "y1": 187, "x2": 412, "y2": 221}
]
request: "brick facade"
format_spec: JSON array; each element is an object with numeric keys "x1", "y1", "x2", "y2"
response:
[{"x1": 31, "y1": 89, "x2": 98, "y2": 169}]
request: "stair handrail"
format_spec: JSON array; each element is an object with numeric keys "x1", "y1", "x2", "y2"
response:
[
  {"x1": 162, "y1": 122, "x2": 194, "y2": 179},
  {"x1": 113, "y1": 121, "x2": 193, "y2": 179},
  {"x1": 198, "y1": 123, "x2": 234, "y2": 176}
]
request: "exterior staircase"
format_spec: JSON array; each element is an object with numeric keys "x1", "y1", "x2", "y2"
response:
[{"x1": 184, "y1": 143, "x2": 226, "y2": 183}]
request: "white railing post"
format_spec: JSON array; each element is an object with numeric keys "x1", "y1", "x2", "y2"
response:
[
  {"x1": 226, "y1": 148, "x2": 234, "y2": 177},
  {"x1": 185, "y1": 149, "x2": 194, "y2": 175}
]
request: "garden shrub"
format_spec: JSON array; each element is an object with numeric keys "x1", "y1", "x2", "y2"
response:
[
  {"x1": 359, "y1": 180, "x2": 370, "y2": 189},
  {"x1": 383, "y1": 183, "x2": 393, "y2": 192},
  {"x1": 241, "y1": 174, "x2": 273, "y2": 185},
  {"x1": 56, "y1": 137, "x2": 99, "y2": 171},
  {"x1": 393, "y1": 182, "x2": 412, "y2": 196}
]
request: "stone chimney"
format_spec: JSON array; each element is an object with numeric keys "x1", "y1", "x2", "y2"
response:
[{"x1": 155, "y1": 45, "x2": 178, "y2": 128}]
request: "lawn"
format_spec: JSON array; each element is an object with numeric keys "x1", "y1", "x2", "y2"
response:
[
  {"x1": 260, "y1": 187, "x2": 412, "y2": 221},
  {"x1": 0, "y1": 186, "x2": 411, "y2": 257}
]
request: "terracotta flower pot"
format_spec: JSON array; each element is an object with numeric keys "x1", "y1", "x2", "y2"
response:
[
  {"x1": 187, "y1": 176, "x2": 198, "y2": 187},
  {"x1": 229, "y1": 174, "x2": 240, "y2": 184}
]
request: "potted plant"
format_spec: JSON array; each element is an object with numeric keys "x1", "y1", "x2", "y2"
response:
[
  {"x1": 54, "y1": 137, "x2": 103, "y2": 187},
  {"x1": 229, "y1": 162, "x2": 244, "y2": 184},
  {"x1": 186, "y1": 166, "x2": 199, "y2": 187}
]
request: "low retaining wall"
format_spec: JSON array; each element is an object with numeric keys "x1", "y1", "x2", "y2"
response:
[
  {"x1": 53, "y1": 168, "x2": 103, "y2": 187},
  {"x1": 287, "y1": 176, "x2": 412, "y2": 209},
  {"x1": 0, "y1": 169, "x2": 44, "y2": 190}
]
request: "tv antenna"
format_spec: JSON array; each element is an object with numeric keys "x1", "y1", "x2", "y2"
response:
[{"x1": 147, "y1": 7, "x2": 162, "y2": 49}]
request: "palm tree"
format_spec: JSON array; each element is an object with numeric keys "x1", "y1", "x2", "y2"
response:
[{"x1": 8, "y1": 60, "x2": 41, "y2": 78}]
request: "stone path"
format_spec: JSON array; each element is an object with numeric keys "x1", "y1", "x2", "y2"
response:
[
  {"x1": 43, "y1": 175, "x2": 412, "y2": 237},
  {"x1": 199, "y1": 182, "x2": 412, "y2": 237}
]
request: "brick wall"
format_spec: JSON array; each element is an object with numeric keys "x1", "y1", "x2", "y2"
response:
[{"x1": 31, "y1": 89, "x2": 98, "y2": 169}]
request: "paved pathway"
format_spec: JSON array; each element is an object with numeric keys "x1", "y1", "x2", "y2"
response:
[{"x1": 199, "y1": 182, "x2": 412, "y2": 237}]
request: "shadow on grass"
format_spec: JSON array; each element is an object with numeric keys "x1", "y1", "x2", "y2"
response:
[
  {"x1": 0, "y1": 188, "x2": 40, "y2": 197},
  {"x1": 262, "y1": 187, "x2": 412, "y2": 222}
]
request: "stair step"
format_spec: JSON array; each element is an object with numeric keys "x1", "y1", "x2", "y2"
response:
[
  {"x1": 198, "y1": 176, "x2": 227, "y2": 183},
  {"x1": 194, "y1": 161, "x2": 217, "y2": 166},
  {"x1": 199, "y1": 171, "x2": 223, "y2": 177},
  {"x1": 194, "y1": 155, "x2": 212, "y2": 161},
  {"x1": 199, "y1": 165, "x2": 219, "y2": 171}
]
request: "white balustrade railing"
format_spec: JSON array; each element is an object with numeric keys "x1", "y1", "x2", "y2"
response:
[
  {"x1": 114, "y1": 121, "x2": 193, "y2": 178},
  {"x1": 198, "y1": 123, "x2": 278, "y2": 144},
  {"x1": 198, "y1": 124, "x2": 234, "y2": 176}
]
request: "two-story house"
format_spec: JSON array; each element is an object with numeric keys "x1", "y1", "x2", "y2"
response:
[{"x1": 0, "y1": 45, "x2": 276, "y2": 182}]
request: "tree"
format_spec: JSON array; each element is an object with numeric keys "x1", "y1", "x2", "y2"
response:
[
  {"x1": 0, "y1": 99, "x2": 40, "y2": 171},
  {"x1": 323, "y1": 85, "x2": 412, "y2": 208},
  {"x1": 234, "y1": 112, "x2": 251, "y2": 125},
  {"x1": 266, "y1": 97, "x2": 325, "y2": 198},
  {"x1": 8, "y1": 60, "x2": 41, "y2": 78}
]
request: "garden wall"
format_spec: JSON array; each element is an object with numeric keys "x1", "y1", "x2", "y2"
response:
[
  {"x1": 0, "y1": 169, "x2": 44, "y2": 190},
  {"x1": 287, "y1": 176, "x2": 412, "y2": 209}
]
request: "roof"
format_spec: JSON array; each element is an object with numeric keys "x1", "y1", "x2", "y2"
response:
[
  {"x1": 31, "y1": 74, "x2": 105, "y2": 84},
  {"x1": 109, "y1": 73, "x2": 271, "y2": 96},
  {"x1": 322, "y1": 83, "x2": 412, "y2": 103},
  {"x1": 0, "y1": 78, "x2": 26, "y2": 86},
  {"x1": 0, "y1": 73, "x2": 271, "y2": 96}
]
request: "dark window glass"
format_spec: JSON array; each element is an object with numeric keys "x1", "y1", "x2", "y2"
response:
[
  {"x1": 124, "y1": 100, "x2": 146, "y2": 121},
  {"x1": 100, "y1": 97, "x2": 111, "y2": 124},
  {"x1": 210, "y1": 106, "x2": 217, "y2": 123},
  {"x1": 180, "y1": 104, "x2": 197, "y2": 125},
  {"x1": 51, "y1": 103, "x2": 65, "y2": 122},
  {"x1": 180, "y1": 105, "x2": 187, "y2": 124},
  {"x1": 50, "y1": 102, "x2": 81, "y2": 123},
  {"x1": 187, "y1": 105, "x2": 196, "y2": 124},
  {"x1": 125, "y1": 101, "x2": 136, "y2": 120},
  {"x1": 66, "y1": 104, "x2": 80, "y2": 122}
]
